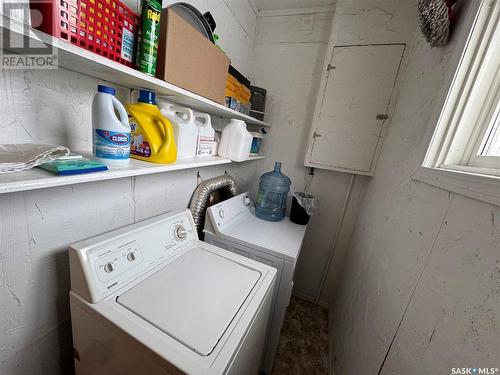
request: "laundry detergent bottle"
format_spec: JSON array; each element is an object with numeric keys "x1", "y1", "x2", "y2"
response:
[
  {"x1": 126, "y1": 90, "x2": 177, "y2": 164},
  {"x1": 159, "y1": 103, "x2": 198, "y2": 160},
  {"x1": 92, "y1": 85, "x2": 131, "y2": 166}
]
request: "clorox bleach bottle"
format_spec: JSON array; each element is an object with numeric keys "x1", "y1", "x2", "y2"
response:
[
  {"x1": 126, "y1": 90, "x2": 177, "y2": 164},
  {"x1": 194, "y1": 112, "x2": 216, "y2": 158},
  {"x1": 159, "y1": 103, "x2": 198, "y2": 160},
  {"x1": 92, "y1": 85, "x2": 131, "y2": 166}
]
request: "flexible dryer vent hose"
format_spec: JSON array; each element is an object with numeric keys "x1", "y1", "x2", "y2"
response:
[{"x1": 189, "y1": 174, "x2": 238, "y2": 237}]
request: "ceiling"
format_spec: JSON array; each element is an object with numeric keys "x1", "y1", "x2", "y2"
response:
[{"x1": 252, "y1": 0, "x2": 336, "y2": 12}]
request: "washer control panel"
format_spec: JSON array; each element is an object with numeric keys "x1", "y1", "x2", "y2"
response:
[
  {"x1": 70, "y1": 210, "x2": 197, "y2": 303},
  {"x1": 206, "y1": 192, "x2": 253, "y2": 233},
  {"x1": 92, "y1": 241, "x2": 143, "y2": 284}
]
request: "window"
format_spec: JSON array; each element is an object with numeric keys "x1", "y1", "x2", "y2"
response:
[{"x1": 416, "y1": 0, "x2": 500, "y2": 206}]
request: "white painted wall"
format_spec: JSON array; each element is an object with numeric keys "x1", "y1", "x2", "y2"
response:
[
  {"x1": 252, "y1": 10, "x2": 349, "y2": 303},
  {"x1": 0, "y1": 2, "x2": 259, "y2": 374},
  {"x1": 330, "y1": 1, "x2": 500, "y2": 374},
  {"x1": 253, "y1": 1, "x2": 415, "y2": 304},
  {"x1": 317, "y1": 0, "x2": 416, "y2": 306}
]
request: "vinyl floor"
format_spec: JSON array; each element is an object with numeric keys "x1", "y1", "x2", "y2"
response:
[{"x1": 271, "y1": 296, "x2": 329, "y2": 375}]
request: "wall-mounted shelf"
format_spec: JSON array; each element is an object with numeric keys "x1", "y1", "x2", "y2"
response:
[
  {"x1": 0, "y1": 16, "x2": 270, "y2": 127},
  {"x1": 0, "y1": 154, "x2": 266, "y2": 194}
]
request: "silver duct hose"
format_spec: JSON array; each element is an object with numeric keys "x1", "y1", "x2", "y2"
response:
[{"x1": 189, "y1": 174, "x2": 238, "y2": 236}]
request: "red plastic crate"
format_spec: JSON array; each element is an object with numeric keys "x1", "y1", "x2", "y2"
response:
[{"x1": 30, "y1": 0, "x2": 139, "y2": 68}]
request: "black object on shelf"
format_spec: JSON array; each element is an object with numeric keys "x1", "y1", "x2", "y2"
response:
[
  {"x1": 250, "y1": 86, "x2": 267, "y2": 121},
  {"x1": 229, "y1": 65, "x2": 251, "y2": 89},
  {"x1": 203, "y1": 11, "x2": 216, "y2": 32}
]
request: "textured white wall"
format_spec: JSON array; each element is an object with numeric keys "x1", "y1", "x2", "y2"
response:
[
  {"x1": 253, "y1": 1, "x2": 415, "y2": 304},
  {"x1": 0, "y1": 2, "x2": 259, "y2": 374},
  {"x1": 316, "y1": 0, "x2": 417, "y2": 306},
  {"x1": 252, "y1": 11, "x2": 347, "y2": 302},
  {"x1": 330, "y1": 1, "x2": 500, "y2": 374}
]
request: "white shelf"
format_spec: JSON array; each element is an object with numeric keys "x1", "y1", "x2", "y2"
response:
[
  {"x1": 0, "y1": 155, "x2": 266, "y2": 194},
  {"x1": 0, "y1": 16, "x2": 270, "y2": 128}
]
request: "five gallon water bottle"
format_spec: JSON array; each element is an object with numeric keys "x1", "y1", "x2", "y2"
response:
[{"x1": 255, "y1": 162, "x2": 291, "y2": 222}]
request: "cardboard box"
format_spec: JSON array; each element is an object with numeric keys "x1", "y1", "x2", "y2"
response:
[{"x1": 156, "y1": 8, "x2": 230, "y2": 105}]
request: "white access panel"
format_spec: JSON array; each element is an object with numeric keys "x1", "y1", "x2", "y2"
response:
[
  {"x1": 117, "y1": 247, "x2": 260, "y2": 356},
  {"x1": 305, "y1": 44, "x2": 405, "y2": 175}
]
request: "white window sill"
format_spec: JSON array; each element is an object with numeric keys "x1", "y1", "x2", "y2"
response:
[{"x1": 412, "y1": 166, "x2": 500, "y2": 207}]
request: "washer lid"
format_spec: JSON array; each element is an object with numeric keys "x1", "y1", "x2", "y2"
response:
[{"x1": 116, "y1": 247, "x2": 260, "y2": 356}]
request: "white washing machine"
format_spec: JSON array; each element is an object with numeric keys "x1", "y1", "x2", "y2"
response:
[
  {"x1": 69, "y1": 209, "x2": 276, "y2": 375},
  {"x1": 204, "y1": 193, "x2": 307, "y2": 374}
]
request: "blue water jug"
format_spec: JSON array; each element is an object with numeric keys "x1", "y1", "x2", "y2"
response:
[{"x1": 255, "y1": 162, "x2": 291, "y2": 222}]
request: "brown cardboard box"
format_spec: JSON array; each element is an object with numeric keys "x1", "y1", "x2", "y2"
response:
[{"x1": 156, "y1": 8, "x2": 230, "y2": 105}]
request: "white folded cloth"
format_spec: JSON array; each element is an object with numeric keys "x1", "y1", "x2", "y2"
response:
[{"x1": 0, "y1": 144, "x2": 70, "y2": 173}]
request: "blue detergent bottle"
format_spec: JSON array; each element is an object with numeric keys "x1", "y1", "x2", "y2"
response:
[{"x1": 255, "y1": 161, "x2": 291, "y2": 222}]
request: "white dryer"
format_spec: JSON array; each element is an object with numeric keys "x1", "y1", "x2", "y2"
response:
[
  {"x1": 204, "y1": 193, "x2": 307, "y2": 374},
  {"x1": 69, "y1": 209, "x2": 276, "y2": 375}
]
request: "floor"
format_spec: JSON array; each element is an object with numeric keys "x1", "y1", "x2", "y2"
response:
[{"x1": 271, "y1": 296, "x2": 329, "y2": 375}]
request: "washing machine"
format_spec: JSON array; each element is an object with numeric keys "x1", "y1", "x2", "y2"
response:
[
  {"x1": 69, "y1": 209, "x2": 276, "y2": 375},
  {"x1": 204, "y1": 193, "x2": 307, "y2": 374}
]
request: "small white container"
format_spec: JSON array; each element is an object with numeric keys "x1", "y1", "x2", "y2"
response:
[
  {"x1": 218, "y1": 119, "x2": 253, "y2": 162},
  {"x1": 194, "y1": 112, "x2": 216, "y2": 158},
  {"x1": 92, "y1": 85, "x2": 131, "y2": 167},
  {"x1": 159, "y1": 103, "x2": 198, "y2": 160}
]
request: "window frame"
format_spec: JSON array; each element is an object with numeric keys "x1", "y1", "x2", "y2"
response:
[
  {"x1": 414, "y1": 0, "x2": 500, "y2": 207},
  {"x1": 469, "y1": 95, "x2": 500, "y2": 168}
]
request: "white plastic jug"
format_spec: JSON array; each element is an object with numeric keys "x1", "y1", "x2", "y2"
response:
[
  {"x1": 218, "y1": 119, "x2": 252, "y2": 162},
  {"x1": 92, "y1": 85, "x2": 131, "y2": 166},
  {"x1": 194, "y1": 112, "x2": 216, "y2": 158},
  {"x1": 159, "y1": 103, "x2": 198, "y2": 160}
]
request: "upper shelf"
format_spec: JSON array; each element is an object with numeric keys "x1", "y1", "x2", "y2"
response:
[
  {"x1": 0, "y1": 154, "x2": 266, "y2": 194},
  {"x1": 0, "y1": 16, "x2": 270, "y2": 127}
]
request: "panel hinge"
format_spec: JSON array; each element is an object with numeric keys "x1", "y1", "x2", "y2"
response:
[
  {"x1": 376, "y1": 114, "x2": 389, "y2": 120},
  {"x1": 327, "y1": 64, "x2": 336, "y2": 72},
  {"x1": 313, "y1": 131, "x2": 322, "y2": 139}
]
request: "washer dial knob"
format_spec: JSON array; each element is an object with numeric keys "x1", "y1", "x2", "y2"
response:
[
  {"x1": 175, "y1": 225, "x2": 187, "y2": 240},
  {"x1": 104, "y1": 262, "x2": 115, "y2": 273},
  {"x1": 243, "y1": 195, "x2": 251, "y2": 206},
  {"x1": 126, "y1": 252, "x2": 136, "y2": 262}
]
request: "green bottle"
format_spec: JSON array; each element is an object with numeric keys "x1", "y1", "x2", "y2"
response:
[{"x1": 136, "y1": 0, "x2": 162, "y2": 76}]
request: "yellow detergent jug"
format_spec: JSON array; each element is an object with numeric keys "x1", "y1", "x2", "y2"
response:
[{"x1": 126, "y1": 90, "x2": 177, "y2": 164}]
